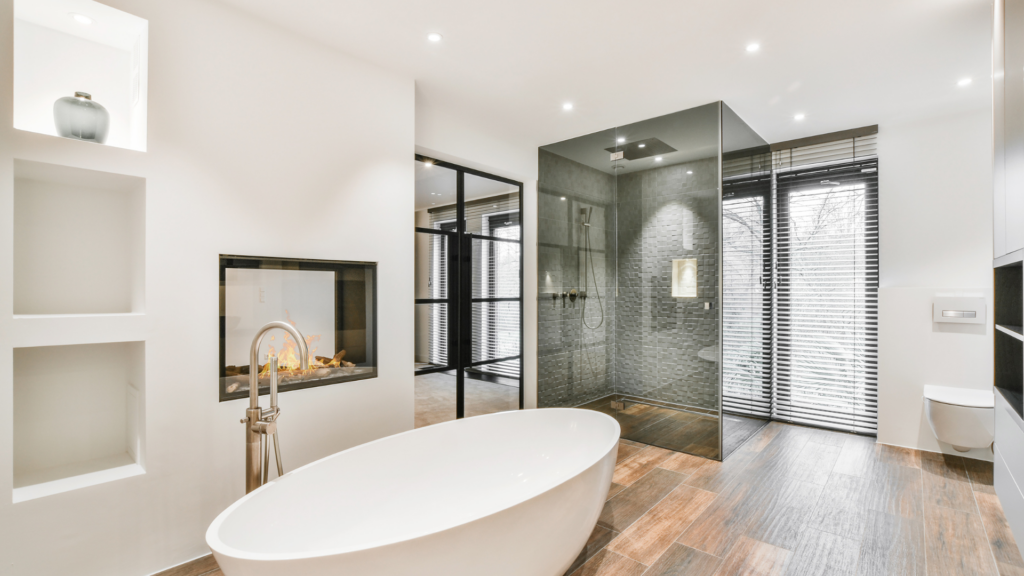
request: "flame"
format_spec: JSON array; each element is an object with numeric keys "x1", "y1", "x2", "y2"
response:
[{"x1": 256, "y1": 310, "x2": 338, "y2": 377}]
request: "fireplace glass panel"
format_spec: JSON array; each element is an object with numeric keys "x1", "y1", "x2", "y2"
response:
[{"x1": 219, "y1": 255, "x2": 377, "y2": 401}]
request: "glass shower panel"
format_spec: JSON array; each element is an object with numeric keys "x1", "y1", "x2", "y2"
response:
[
  {"x1": 537, "y1": 103, "x2": 772, "y2": 462},
  {"x1": 613, "y1": 104, "x2": 723, "y2": 460},
  {"x1": 538, "y1": 127, "x2": 619, "y2": 409},
  {"x1": 720, "y1": 103, "x2": 772, "y2": 458}
]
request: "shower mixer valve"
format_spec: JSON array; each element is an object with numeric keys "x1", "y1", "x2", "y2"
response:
[{"x1": 568, "y1": 289, "x2": 579, "y2": 308}]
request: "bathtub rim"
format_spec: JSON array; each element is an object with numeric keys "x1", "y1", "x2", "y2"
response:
[{"x1": 206, "y1": 407, "x2": 621, "y2": 562}]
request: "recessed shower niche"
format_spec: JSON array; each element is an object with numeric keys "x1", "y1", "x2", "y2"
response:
[
  {"x1": 14, "y1": 0, "x2": 148, "y2": 151},
  {"x1": 220, "y1": 256, "x2": 378, "y2": 401}
]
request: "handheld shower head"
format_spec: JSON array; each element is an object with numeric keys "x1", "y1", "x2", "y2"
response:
[{"x1": 579, "y1": 207, "x2": 594, "y2": 225}]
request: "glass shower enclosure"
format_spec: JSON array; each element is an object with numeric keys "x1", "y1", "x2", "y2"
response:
[{"x1": 538, "y1": 102, "x2": 770, "y2": 460}]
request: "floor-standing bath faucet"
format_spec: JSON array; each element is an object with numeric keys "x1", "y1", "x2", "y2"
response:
[{"x1": 244, "y1": 321, "x2": 308, "y2": 493}]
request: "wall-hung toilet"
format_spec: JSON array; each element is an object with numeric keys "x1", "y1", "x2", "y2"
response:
[{"x1": 923, "y1": 385, "x2": 994, "y2": 452}]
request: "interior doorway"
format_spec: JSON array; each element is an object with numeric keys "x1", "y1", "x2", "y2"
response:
[{"x1": 413, "y1": 155, "x2": 524, "y2": 427}]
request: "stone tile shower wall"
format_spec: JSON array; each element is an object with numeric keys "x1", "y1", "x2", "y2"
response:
[
  {"x1": 615, "y1": 158, "x2": 720, "y2": 411},
  {"x1": 537, "y1": 150, "x2": 617, "y2": 407}
]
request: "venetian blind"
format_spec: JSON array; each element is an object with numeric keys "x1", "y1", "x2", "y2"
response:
[
  {"x1": 773, "y1": 158, "x2": 879, "y2": 434},
  {"x1": 471, "y1": 214, "x2": 522, "y2": 379},
  {"x1": 426, "y1": 224, "x2": 454, "y2": 368},
  {"x1": 722, "y1": 175, "x2": 773, "y2": 419}
]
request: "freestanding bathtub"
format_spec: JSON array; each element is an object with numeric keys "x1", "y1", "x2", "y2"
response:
[{"x1": 207, "y1": 408, "x2": 620, "y2": 576}]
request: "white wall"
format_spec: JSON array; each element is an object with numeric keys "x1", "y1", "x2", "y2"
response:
[
  {"x1": 877, "y1": 107, "x2": 994, "y2": 460},
  {"x1": 14, "y1": 175, "x2": 144, "y2": 315},
  {"x1": 415, "y1": 99, "x2": 540, "y2": 408},
  {"x1": 0, "y1": 0, "x2": 414, "y2": 574}
]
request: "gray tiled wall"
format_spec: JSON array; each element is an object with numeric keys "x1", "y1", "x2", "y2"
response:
[
  {"x1": 614, "y1": 159, "x2": 720, "y2": 411},
  {"x1": 537, "y1": 149, "x2": 721, "y2": 413}
]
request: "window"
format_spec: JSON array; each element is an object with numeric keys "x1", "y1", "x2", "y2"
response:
[
  {"x1": 428, "y1": 220, "x2": 456, "y2": 368},
  {"x1": 723, "y1": 177, "x2": 773, "y2": 419},
  {"x1": 478, "y1": 213, "x2": 521, "y2": 378},
  {"x1": 774, "y1": 160, "x2": 879, "y2": 434},
  {"x1": 723, "y1": 133, "x2": 879, "y2": 435}
]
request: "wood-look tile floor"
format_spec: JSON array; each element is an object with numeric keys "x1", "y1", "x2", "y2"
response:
[
  {"x1": 161, "y1": 421, "x2": 1020, "y2": 576},
  {"x1": 566, "y1": 421, "x2": 1023, "y2": 576},
  {"x1": 154, "y1": 555, "x2": 220, "y2": 576},
  {"x1": 577, "y1": 397, "x2": 771, "y2": 460},
  {"x1": 414, "y1": 372, "x2": 519, "y2": 428}
]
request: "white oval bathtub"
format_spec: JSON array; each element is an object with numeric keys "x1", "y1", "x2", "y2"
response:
[{"x1": 207, "y1": 408, "x2": 620, "y2": 576}]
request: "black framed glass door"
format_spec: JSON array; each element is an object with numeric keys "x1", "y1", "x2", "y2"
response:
[{"x1": 414, "y1": 156, "x2": 524, "y2": 423}]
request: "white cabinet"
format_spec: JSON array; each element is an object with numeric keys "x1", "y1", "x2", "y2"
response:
[{"x1": 996, "y1": 391, "x2": 1024, "y2": 551}]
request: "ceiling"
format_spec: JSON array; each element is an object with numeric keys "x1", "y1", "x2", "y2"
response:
[{"x1": 221, "y1": 0, "x2": 991, "y2": 157}]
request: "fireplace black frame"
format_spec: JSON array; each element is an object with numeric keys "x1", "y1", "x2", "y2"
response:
[{"x1": 218, "y1": 254, "x2": 378, "y2": 402}]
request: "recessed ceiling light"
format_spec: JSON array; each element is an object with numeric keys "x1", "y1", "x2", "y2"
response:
[
  {"x1": 687, "y1": 170, "x2": 693, "y2": 175},
  {"x1": 746, "y1": 43, "x2": 760, "y2": 53},
  {"x1": 794, "y1": 113, "x2": 806, "y2": 121},
  {"x1": 617, "y1": 137, "x2": 625, "y2": 143},
  {"x1": 70, "y1": 13, "x2": 92, "y2": 25},
  {"x1": 638, "y1": 144, "x2": 646, "y2": 148},
  {"x1": 563, "y1": 102, "x2": 574, "y2": 111},
  {"x1": 958, "y1": 78, "x2": 973, "y2": 87},
  {"x1": 427, "y1": 33, "x2": 443, "y2": 43},
  {"x1": 655, "y1": 156, "x2": 663, "y2": 162},
  {"x1": 560, "y1": 197, "x2": 566, "y2": 201}
]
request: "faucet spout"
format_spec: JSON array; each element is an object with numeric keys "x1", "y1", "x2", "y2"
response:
[
  {"x1": 245, "y1": 321, "x2": 308, "y2": 493},
  {"x1": 248, "y1": 321, "x2": 309, "y2": 410}
]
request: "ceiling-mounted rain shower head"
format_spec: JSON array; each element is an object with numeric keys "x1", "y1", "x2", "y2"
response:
[{"x1": 605, "y1": 137, "x2": 677, "y2": 161}]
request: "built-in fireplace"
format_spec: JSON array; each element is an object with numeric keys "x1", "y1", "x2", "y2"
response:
[{"x1": 219, "y1": 255, "x2": 377, "y2": 401}]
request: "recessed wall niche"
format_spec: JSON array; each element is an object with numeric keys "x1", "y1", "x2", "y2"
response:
[
  {"x1": 14, "y1": 159, "x2": 145, "y2": 316},
  {"x1": 13, "y1": 341, "x2": 145, "y2": 502},
  {"x1": 14, "y1": 0, "x2": 148, "y2": 151}
]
